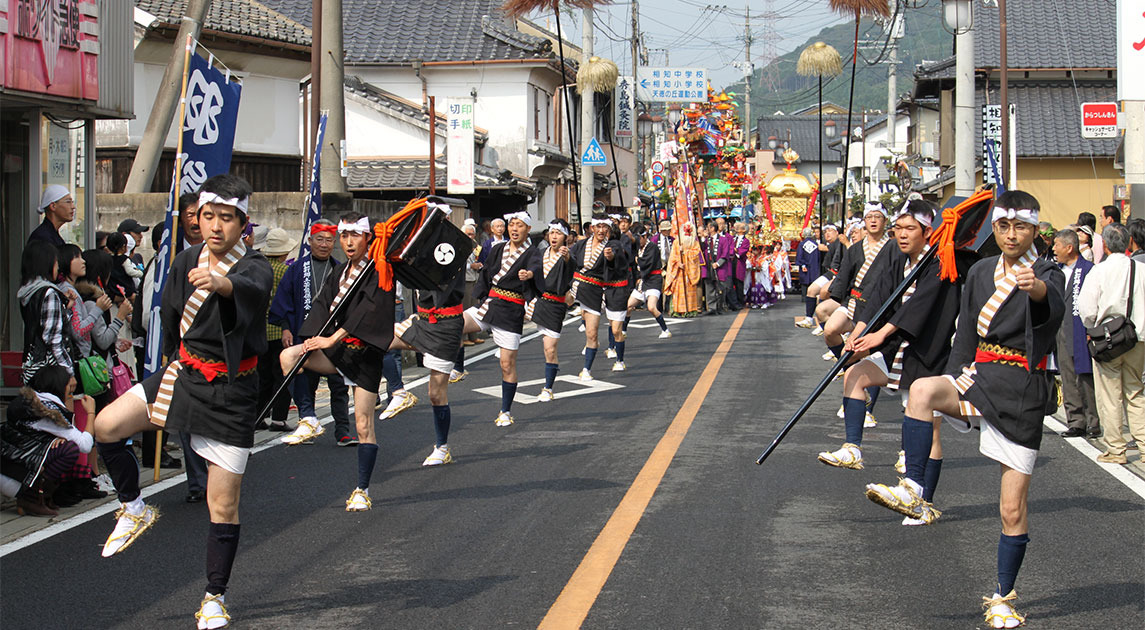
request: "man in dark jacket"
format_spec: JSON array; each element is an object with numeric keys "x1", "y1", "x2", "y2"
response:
[{"x1": 1051, "y1": 229, "x2": 1098, "y2": 438}]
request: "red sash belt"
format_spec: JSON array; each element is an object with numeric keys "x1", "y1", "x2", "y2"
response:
[
  {"x1": 417, "y1": 304, "x2": 464, "y2": 323},
  {"x1": 648, "y1": 269, "x2": 663, "y2": 275},
  {"x1": 179, "y1": 344, "x2": 257, "y2": 382},
  {"x1": 542, "y1": 292, "x2": 566, "y2": 303},
  {"x1": 343, "y1": 336, "x2": 363, "y2": 346},
  {"x1": 975, "y1": 343, "x2": 1047, "y2": 371},
  {"x1": 491, "y1": 287, "x2": 525, "y2": 304},
  {"x1": 849, "y1": 288, "x2": 863, "y2": 299},
  {"x1": 574, "y1": 272, "x2": 627, "y2": 288}
]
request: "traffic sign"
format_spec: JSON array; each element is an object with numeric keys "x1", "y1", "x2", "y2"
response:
[
  {"x1": 582, "y1": 137, "x2": 607, "y2": 166},
  {"x1": 651, "y1": 174, "x2": 665, "y2": 189},
  {"x1": 1081, "y1": 102, "x2": 1118, "y2": 139},
  {"x1": 636, "y1": 67, "x2": 708, "y2": 103},
  {"x1": 651, "y1": 160, "x2": 665, "y2": 174}
]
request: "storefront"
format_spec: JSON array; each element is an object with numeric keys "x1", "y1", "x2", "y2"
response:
[{"x1": 1, "y1": 0, "x2": 132, "y2": 355}]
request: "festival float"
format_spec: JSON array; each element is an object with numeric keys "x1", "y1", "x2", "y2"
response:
[
  {"x1": 759, "y1": 147, "x2": 819, "y2": 245},
  {"x1": 674, "y1": 88, "x2": 752, "y2": 221}
]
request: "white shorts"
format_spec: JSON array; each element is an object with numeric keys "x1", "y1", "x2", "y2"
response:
[
  {"x1": 423, "y1": 353, "x2": 455, "y2": 375},
  {"x1": 937, "y1": 377, "x2": 1038, "y2": 475},
  {"x1": 127, "y1": 384, "x2": 251, "y2": 474},
  {"x1": 580, "y1": 305, "x2": 601, "y2": 317},
  {"x1": 464, "y1": 307, "x2": 521, "y2": 350},
  {"x1": 538, "y1": 325, "x2": 561, "y2": 339},
  {"x1": 605, "y1": 308, "x2": 628, "y2": 323},
  {"x1": 810, "y1": 276, "x2": 830, "y2": 291},
  {"x1": 630, "y1": 288, "x2": 661, "y2": 304},
  {"x1": 859, "y1": 351, "x2": 892, "y2": 381}
]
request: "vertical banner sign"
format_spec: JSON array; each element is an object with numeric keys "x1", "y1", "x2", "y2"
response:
[
  {"x1": 447, "y1": 98, "x2": 475, "y2": 195},
  {"x1": 615, "y1": 75, "x2": 634, "y2": 138},
  {"x1": 145, "y1": 51, "x2": 242, "y2": 377},
  {"x1": 1117, "y1": 0, "x2": 1145, "y2": 101},
  {"x1": 298, "y1": 112, "x2": 329, "y2": 263},
  {"x1": 982, "y1": 104, "x2": 1002, "y2": 185}
]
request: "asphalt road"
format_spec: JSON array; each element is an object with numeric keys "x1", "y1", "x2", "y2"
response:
[{"x1": 2, "y1": 299, "x2": 1142, "y2": 629}]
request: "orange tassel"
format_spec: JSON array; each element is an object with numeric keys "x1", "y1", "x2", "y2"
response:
[
  {"x1": 368, "y1": 197, "x2": 428, "y2": 290},
  {"x1": 927, "y1": 189, "x2": 994, "y2": 282}
]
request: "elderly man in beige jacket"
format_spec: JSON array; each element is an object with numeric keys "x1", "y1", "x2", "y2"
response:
[{"x1": 1078, "y1": 223, "x2": 1145, "y2": 464}]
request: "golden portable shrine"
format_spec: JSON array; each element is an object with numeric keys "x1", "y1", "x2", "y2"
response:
[{"x1": 759, "y1": 147, "x2": 819, "y2": 244}]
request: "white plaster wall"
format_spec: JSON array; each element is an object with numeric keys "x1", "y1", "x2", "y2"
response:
[{"x1": 344, "y1": 94, "x2": 440, "y2": 157}]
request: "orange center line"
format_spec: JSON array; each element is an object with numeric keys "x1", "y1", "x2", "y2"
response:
[{"x1": 538, "y1": 309, "x2": 749, "y2": 629}]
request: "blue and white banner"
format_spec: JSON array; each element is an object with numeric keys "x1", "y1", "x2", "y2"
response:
[
  {"x1": 144, "y1": 50, "x2": 242, "y2": 377},
  {"x1": 298, "y1": 112, "x2": 328, "y2": 315}
]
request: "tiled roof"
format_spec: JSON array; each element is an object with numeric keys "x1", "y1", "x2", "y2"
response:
[
  {"x1": 347, "y1": 158, "x2": 536, "y2": 194},
  {"x1": 915, "y1": 57, "x2": 956, "y2": 81},
  {"x1": 972, "y1": 2, "x2": 1115, "y2": 69},
  {"x1": 975, "y1": 82, "x2": 1118, "y2": 158},
  {"x1": 137, "y1": 0, "x2": 311, "y2": 46},
  {"x1": 755, "y1": 114, "x2": 850, "y2": 164},
  {"x1": 344, "y1": 76, "x2": 489, "y2": 142},
  {"x1": 336, "y1": 0, "x2": 552, "y2": 64}
]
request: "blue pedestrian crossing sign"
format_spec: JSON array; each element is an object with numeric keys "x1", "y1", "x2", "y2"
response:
[{"x1": 582, "y1": 137, "x2": 607, "y2": 166}]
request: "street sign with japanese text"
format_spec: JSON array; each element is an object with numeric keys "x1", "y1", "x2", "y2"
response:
[
  {"x1": 1081, "y1": 102, "x2": 1119, "y2": 138},
  {"x1": 636, "y1": 67, "x2": 708, "y2": 103},
  {"x1": 982, "y1": 104, "x2": 1001, "y2": 185},
  {"x1": 582, "y1": 137, "x2": 607, "y2": 166},
  {"x1": 614, "y1": 76, "x2": 634, "y2": 138},
  {"x1": 1116, "y1": 0, "x2": 1145, "y2": 101},
  {"x1": 447, "y1": 98, "x2": 475, "y2": 195}
]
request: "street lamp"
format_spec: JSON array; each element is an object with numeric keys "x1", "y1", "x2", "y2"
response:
[
  {"x1": 941, "y1": 0, "x2": 973, "y2": 35},
  {"x1": 767, "y1": 135, "x2": 778, "y2": 150},
  {"x1": 825, "y1": 120, "x2": 836, "y2": 139}
]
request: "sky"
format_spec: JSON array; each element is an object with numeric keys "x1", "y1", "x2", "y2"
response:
[{"x1": 527, "y1": 0, "x2": 848, "y2": 90}]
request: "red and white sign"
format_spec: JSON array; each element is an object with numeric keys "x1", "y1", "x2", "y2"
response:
[
  {"x1": 651, "y1": 160, "x2": 665, "y2": 174},
  {"x1": 1116, "y1": 0, "x2": 1145, "y2": 101},
  {"x1": 1081, "y1": 102, "x2": 1119, "y2": 139},
  {"x1": 0, "y1": 0, "x2": 100, "y2": 101}
]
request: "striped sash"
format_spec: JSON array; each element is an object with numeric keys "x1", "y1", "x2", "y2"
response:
[
  {"x1": 886, "y1": 246, "x2": 929, "y2": 390},
  {"x1": 330, "y1": 258, "x2": 370, "y2": 312},
  {"x1": 150, "y1": 243, "x2": 246, "y2": 427},
  {"x1": 847, "y1": 235, "x2": 890, "y2": 318},
  {"x1": 476, "y1": 243, "x2": 528, "y2": 319},
  {"x1": 526, "y1": 249, "x2": 562, "y2": 321},
  {"x1": 952, "y1": 247, "x2": 1038, "y2": 415},
  {"x1": 569, "y1": 240, "x2": 605, "y2": 300}
]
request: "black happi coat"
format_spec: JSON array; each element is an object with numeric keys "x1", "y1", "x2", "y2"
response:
[
  {"x1": 635, "y1": 241, "x2": 664, "y2": 293},
  {"x1": 531, "y1": 248, "x2": 575, "y2": 332},
  {"x1": 473, "y1": 241, "x2": 544, "y2": 334},
  {"x1": 945, "y1": 255, "x2": 1065, "y2": 450},
  {"x1": 570, "y1": 236, "x2": 631, "y2": 311},
  {"x1": 145, "y1": 244, "x2": 272, "y2": 448},
  {"x1": 823, "y1": 239, "x2": 845, "y2": 278},
  {"x1": 856, "y1": 248, "x2": 970, "y2": 390},
  {"x1": 829, "y1": 237, "x2": 895, "y2": 308},
  {"x1": 401, "y1": 272, "x2": 466, "y2": 361},
  {"x1": 300, "y1": 260, "x2": 395, "y2": 351}
]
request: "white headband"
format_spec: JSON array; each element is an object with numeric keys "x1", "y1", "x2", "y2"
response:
[
  {"x1": 824, "y1": 223, "x2": 838, "y2": 232},
  {"x1": 590, "y1": 218, "x2": 611, "y2": 226},
  {"x1": 547, "y1": 221, "x2": 569, "y2": 236},
  {"x1": 338, "y1": 217, "x2": 371, "y2": 234},
  {"x1": 991, "y1": 207, "x2": 1039, "y2": 226},
  {"x1": 198, "y1": 191, "x2": 250, "y2": 214},
  {"x1": 504, "y1": 211, "x2": 533, "y2": 228},
  {"x1": 863, "y1": 202, "x2": 887, "y2": 218},
  {"x1": 893, "y1": 209, "x2": 933, "y2": 228}
]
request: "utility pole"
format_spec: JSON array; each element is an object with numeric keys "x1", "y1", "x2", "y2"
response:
[
  {"x1": 580, "y1": 6, "x2": 595, "y2": 215},
  {"x1": 743, "y1": 3, "x2": 752, "y2": 136},
  {"x1": 320, "y1": 0, "x2": 347, "y2": 194},
  {"x1": 885, "y1": 10, "x2": 902, "y2": 150},
  {"x1": 998, "y1": 0, "x2": 1010, "y2": 187},
  {"x1": 310, "y1": 0, "x2": 321, "y2": 171},
  {"x1": 124, "y1": 0, "x2": 211, "y2": 193},
  {"x1": 954, "y1": 27, "x2": 975, "y2": 196}
]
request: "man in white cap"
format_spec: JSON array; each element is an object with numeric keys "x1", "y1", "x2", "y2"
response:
[{"x1": 29, "y1": 184, "x2": 75, "y2": 247}]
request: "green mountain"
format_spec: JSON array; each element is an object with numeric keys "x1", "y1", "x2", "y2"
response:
[{"x1": 723, "y1": 3, "x2": 951, "y2": 121}]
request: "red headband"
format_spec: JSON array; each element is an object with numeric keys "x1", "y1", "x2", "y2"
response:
[{"x1": 311, "y1": 224, "x2": 337, "y2": 236}]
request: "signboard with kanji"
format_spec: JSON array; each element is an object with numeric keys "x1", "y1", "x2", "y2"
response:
[
  {"x1": 447, "y1": 98, "x2": 475, "y2": 195},
  {"x1": 636, "y1": 67, "x2": 707, "y2": 103},
  {"x1": 1, "y1": 0, "x2": 99, "y2": 100},
  {"x1": 982, "y1": 104, "x2": 1002, "y2": 185},
  {"x1": 614, "y1": 75, "x2": 634, "y2": 138},
  {"x1": 1081, "y1": 102, "x2": 1119, "y2": 138},
  {"x1": 1117, "y1": 0, "x2": 1145, "y2": 101}
]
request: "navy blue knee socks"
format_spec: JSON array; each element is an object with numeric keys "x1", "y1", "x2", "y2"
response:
[
  {"x1": 997, "y1": 533, "x2": 1029, "y2": 595},
  {"x1": 357, "y1": 443, "x2": 379, "y2": 490},
  {"x1": 615, "y1": 340, "x2": 626, "y2": 362},
  {"x1": 828, "y1": 343, "x2": 844, "y2": 358},
  {"x1": 805, "y1": 296, "x2": 816, "y2": 318},
  {"x1": 866, "y1": 386, "x2": 880, "y2": 410},
  {"x1": 654, "y1": 313, "x2": 668, "y2": 331},
  {"x1": 501, "y1": 381, "x2": 517, "y2": 413},
  {"x1": 607, "y1": 327, "x2": 615, "y2": 350},
  {"x1": 206, "y1": 522, "x2": 241, "y2": 596},
  {"x1": 545, "y1": 362, "x2": 559, "y2": 389},
  {"x1": 584, "y1": 347, "x2": 598, "y2": 371},
  {"x1": 843, "y1": 397, "x2": 866, "y2": 445},
  {"x1": 96, "y1": 439, "x2": 141, "y2": 503},
  {"x1": 901, "y1": 416, "x2": 933, "y2": 487},
  {"x1": 922, "y1": 458, "x2": 943, "y2": 502},
  {"x1": 432, "y1": 405, "x2": 451, "y2": 446}
]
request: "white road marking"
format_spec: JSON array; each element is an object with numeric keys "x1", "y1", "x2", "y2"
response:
[
  {"x1": 471, "y1": 375, "x2": 625, "y2": 405},
  {"x1": 624, "y1": 317, "x2": 694, "y2": 330},
  {"x1": 1043, "y1": 415, "x2": 1145, "y2": 499}
]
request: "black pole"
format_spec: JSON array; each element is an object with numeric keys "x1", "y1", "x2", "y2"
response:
[
  {"x1": 605, "y1": 96, "x2": 625, "y2": 207},
  {"x1": 259, "y1": 258, "x2": 376, "y2": 422},
  {"x1": 555, "y1": 16, "x2": 581, "y2": 226},
  {"x1": 756, "y1": 243, "x2": 939, "y2": 465},
  {"x1": 841, "y1": 18, "x2": 859, "y2": 211},
  {"x1": 818, "y1": 74, "x2": 824, "y2": 230}
]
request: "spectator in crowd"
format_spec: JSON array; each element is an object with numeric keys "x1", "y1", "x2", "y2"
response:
[
  {"x1": 255, "y1": 228, "x2": 295, "y2": 430},
  {"x1": 1051, "y1": 229, "x2": 1100, "y2": 438},
  {"x1": 268, "y1": 219, "x2": 354, "y2": 441},
  {"x1": 480, "y1": 218, "x2": 493, "y2": 242},
  {"x1": 665, "y1": 223, "x2": 703, "y2": 317},
  {"x1": 1036, "y1": 222, "x2": 1056, "y2": 260},
  {"x1": 0, "y1": 366, "x2": 94, "y2": 516},
  {"x1": 462, "y1": 223, "x2": 484, "y2": 346},
  {"x1": 95, "y1": 231, "x2": 110, "y2": 251},
  {"x1": 1127, "y1": 218, "x2": 1145, "y2": 262},
  {"x1": 1077, "y1": 212, "x2": 1104, "y2": 263},
  {"x1": 105, "y1": 232, "x2": 137, "y2": 300},
  {"x1": 1076, "y1": 225, "x2": 1096, "y2": 262},
  {"x1": 1101, "y1": 205, "x2": 1121, "y2": 227},
  {"x1": 176, "y1": 191, "x2": 204, "y2": 252},
  {"x1": 28, "y1": 185, "x2": 74, "y2": 247},
  {"x1": 1078, "y1": 223, "x2": 1145, "y2": 465},
  {"x1": 19, "y1": 241, "x2": 73, "y2": 382},
  {"x1": 478, "y1": 218, "x2": 507, "y2": 264},
  {"x1": 117, "y1": 218, "x2": 149, "y2": 265}
]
